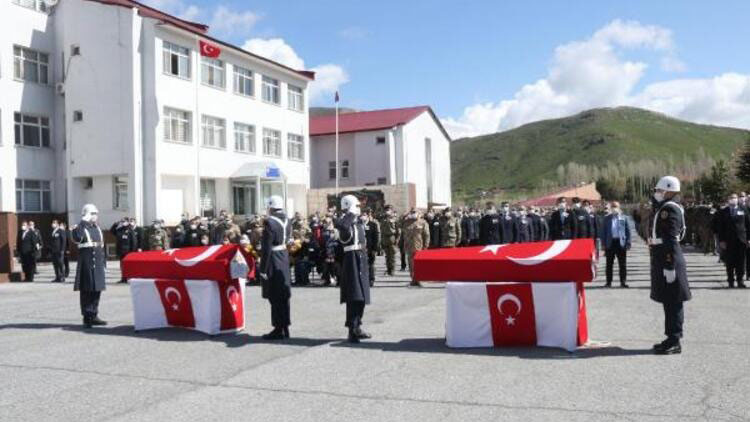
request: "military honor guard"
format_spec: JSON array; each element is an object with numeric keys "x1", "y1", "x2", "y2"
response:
[
  {"x1": 71, "y1": 204, "x2": 108, "y2": 328},
  {"x1": 336, "y1": 195, "x2": 371, "y2": 342},
  {"x1": 259, "y1": 196, "x2": 293, "y2": 340},
  {"x1": 649, "y1": 176, "x2": 690, "y2": 355}
]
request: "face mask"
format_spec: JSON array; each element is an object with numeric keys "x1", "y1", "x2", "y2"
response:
[
  {"x1": 558, "y1": 204, "x2": 566, "y2": 210},
  {"x1": 201, "y1": 238, "x2": 209, "y2": 245},
  {"x1": 653, "y1": 192, "x2": 664, "y2": 202},
  {"x1": 90, "y1": 214, "x2": 98, "y2": 223},
  {"x1": 154, "y1": 224, "x2": 161, "y2": 230},
  {"x1": 22, "y1": 225, "x2": 28, "y2": 231},
  {"x1": 612, "y1": 208, "x2": 621, "y2": 215},
  {"x1": 409, "y1": 213, "x2": 417, "y2": 219},
  {"x1": 741, "y1": 197, "x2": 747, "y2": 204},
  {"x1": 573, "y1": 203, "x2": 581, "y2": 209},
  {"x1": 729, "y1": 198, "x2": 739, "y2": 206},
  {"x1": 190, "y1": 224, "x2": 197, "y2": 230},
  {"x1": 445, "y1": 212, "x2": 452, "y2": 217}
]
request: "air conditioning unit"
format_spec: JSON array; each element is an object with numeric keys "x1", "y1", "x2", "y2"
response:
[
  {"x1": 55, "y1": 82, "x2": 65, "y2": 95},
  {"x1": 44, "y1": 0, "x2": 59, "y2": 7}
]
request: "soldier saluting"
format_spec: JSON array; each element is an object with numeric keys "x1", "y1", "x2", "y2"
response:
[
  {"x1": 648, "y1": 176, "x2": 690, "y2": 355},
  {"x1": 71, "y1": 204, "x2": 107, "y2": 328},
  {"x1": 336, "y1": 195, "x2": 371, "y2": 343}
]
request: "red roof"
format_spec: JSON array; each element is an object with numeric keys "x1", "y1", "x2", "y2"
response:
[
  {"x1": 85, "y1": 0, "x2": 314, "y2": 81},
  {"x1": 310, "y1": 106, "x2": 431, "y2": 136}
]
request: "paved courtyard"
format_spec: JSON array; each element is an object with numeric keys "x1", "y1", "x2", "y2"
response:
[{"x1": 1, "y1": 238, "x2": 748, "y2": 421}]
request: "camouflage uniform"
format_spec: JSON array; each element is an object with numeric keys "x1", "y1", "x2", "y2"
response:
[
  {"x1": 379, "y1": 214, "x2": 401, "y2": 275},
  {"x1": 439, "y1": 213, "x2": 461, "y2": 248},
  {"x1": 148, "y1": 225, "x2": 169, "y2": 250},
  {"x1": 403, "y1": 216, "x2": 430, "y2": 281}
]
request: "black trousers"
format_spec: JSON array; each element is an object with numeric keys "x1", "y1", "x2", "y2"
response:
[
  {"x1": 724, "y1": 241, "x2": 746, "y2": 284},
  {"x1": 346, "y1": 300, "x2": 366, "y2": 329},
  {"x1": 51, "y1": 252, "x2": 65, "y2": 281},
  {"x1": 20, "y1": 253, "x2": 36, "y2": 281},
  {"x1": 64, "y1": 255, "x2": 70, "y2": 277},
  {"x1": 605, "y1": 242, "x2": 627, "y2": 284},
  {"x1": 80, "y1": 290, "x2": 101, "y2": 319},
  {"x1": 367, "y1": 251, "x2": 376, "y2": 282},
  {"x1": 399, "y1": 243, "x2": 406, "y2": 269},
  {"x1": 269, "y1": 298, "x2": 290, "y2": 328},
  {"x1": 663, "y1": 301, "x2": 684, "y2": 339}
]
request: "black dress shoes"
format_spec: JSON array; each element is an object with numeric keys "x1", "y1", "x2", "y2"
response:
[
  {"x1": 347, "y1": 329, "x2": 360, "y2": 343},
  {"x1": 83, "y1": 317, "x2": 107, "y2": 328},
  {"x1": 620, "y1": 283, "x2": 629, "y2": 288},
  {"x1": 262, "y1": 328, "x2": 284, "y2": 340},
  {"x1": 653, "y1": 338, "x2": 681, "y2": 355},
  {"x1": 283, "y1": 327, "x2": 290, "y2": 339},
  {"x1": 356, "y1": 329, "x2": 371, "y2": 340}
]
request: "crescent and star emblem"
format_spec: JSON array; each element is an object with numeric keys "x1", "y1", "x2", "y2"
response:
[
  {"x1": 226, "y1": 286, "x2": 239, "y2": 311},
  {"x1": 506, "y1": 240, "x2": 572, "y2": 266},
  {"x1": 164, "y1": 287, "x2": 182, "y2": 311},
  {"x1": 479, "y1": 244, "x2": 508, "y2": 255},
  {"x1": 167, "y1": 245, "x2": 223, "y2": 267},
  {"x1": 497, "y1": 293, "x2": 522, "y2": 326}
]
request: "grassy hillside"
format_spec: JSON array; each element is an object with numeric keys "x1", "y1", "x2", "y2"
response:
[{"x1": 451, "y1": 107, "x2": 750, "y2": 199}]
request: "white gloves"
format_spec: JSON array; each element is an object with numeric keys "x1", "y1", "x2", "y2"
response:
[
  {"x1": 664, "y1": 269, "x2": 676, "y2": 283},
  {"x1": 259, "y1": 273, "x2": 268, "y2": 281}
]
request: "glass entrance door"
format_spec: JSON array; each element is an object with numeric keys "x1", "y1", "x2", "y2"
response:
[{"x1": 233, "y1": 184, "x2": 256, "y2": 216}]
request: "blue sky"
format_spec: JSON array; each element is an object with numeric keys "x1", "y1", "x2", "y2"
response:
[{"x1": 147, "y1": 0, "x2": 750, "y2": 138}]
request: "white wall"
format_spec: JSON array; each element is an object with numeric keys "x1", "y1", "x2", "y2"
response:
[{"x1": 403, "y1": 111, "x2": 452, "y2": 207}]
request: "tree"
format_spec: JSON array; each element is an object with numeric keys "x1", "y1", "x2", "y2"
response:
[
  {"x1": 701, "y1": 160, "x2": 732, "y2": 204},
  {"x1": 735, "y1": 135, "x2": 750, "y2": 185}
]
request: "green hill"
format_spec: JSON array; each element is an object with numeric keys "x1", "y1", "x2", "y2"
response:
[{"x1": 451, "y1": 107, "x2": 750, "y2": 199}]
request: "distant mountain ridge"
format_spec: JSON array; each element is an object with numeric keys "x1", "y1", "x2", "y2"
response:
[{"x1": 450, "y1": 106, "x2": 750, "y2": 198}]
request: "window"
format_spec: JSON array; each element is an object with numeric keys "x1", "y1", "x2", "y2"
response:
[
  {"x1": 163, "y1": 41, "x2": 191, "y2": 79},
  {"x1": 377, "y1": 177, "x2": 387, "y2": 185},
  {"x1": 113, "y1": 176, "x2": 128, "y2": 210},
  {"x1": 201, "y1": 57, "x2": 225, "y2": 88},
  {"x1": 262, "y1": 128, "x2": 281, "y2": 157},
  {"x1": 163, "y1": 107, "x2": 191, "y2": 144},
  {"x1": 12, "y1": 0, "x2": 48, "y2": 13},
  {"x1": 233, "y1": 66, "x2": 254, "y2": 97},
  {"x1": 328, "y1": 161, "x2": 337, "y2": 180},
  {"x1": 73, "y1": 111, "x2": 83, "y2": 122},
  {"x1": 234, "y1": 122, "x2": 255, "y2": 153},
  {"x1": 287, "y1": 133, "x2": 304, "y2": 161},
  {"x1": 376, "y1": 136, "x2": 386, "y2": 145},
  {"x1": 201, "y1": 115, "x2": 226, "y2": 148},
  {"x1": 14, "y1": 112, "x2": 50, "y2": 147},
  {"x1": 288, "y1": 85, "x2": 304, "y2": 111},
  {"x1": 13, "y1": 46, "x2": 49, "y2": 84},
  {"x1": 200, "y1": 179, "x2": 216, "y2": 218},
  {"x1": 15, "y1": 179, "x2": 51, "y2": 212},
  {"x1": 262, "y1": 76, "x2": 280, "y2": 104},
  {"x1": 341, "y1": 160, "x2": 350, "y2": 179}
]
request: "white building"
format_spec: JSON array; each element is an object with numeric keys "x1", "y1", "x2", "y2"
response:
[
  {"x1": 309, "y1": 106, "x2": 452, "y2": 209},
  {"x1": 0, "y1": 0, "x2": 314, "y2": 227}
]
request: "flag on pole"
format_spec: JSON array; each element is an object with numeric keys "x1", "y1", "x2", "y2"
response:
[
  {"x1": 335, "y1": 91, "x2": 339, "y2": 103},
  {"x1": 199, "y1": 40, "x2": 221, "y2": 58}
]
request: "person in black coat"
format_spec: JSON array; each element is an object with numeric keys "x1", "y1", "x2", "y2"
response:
[
  {"x1": 129, "y1": 218, "x2": 145, "y2": 252},
  {"x1": 60, "y1": 222, "x2": 71, "y2": 278},
  {"x1": 649, "y1": 176, "x2": 690, "y2": 355},
  {"x1": 49, "y1": 220, "x2": 67, "y2": 283},
  {"x1": 717, "y1": 193, "x2": 750, "y2": 288},
  {"x1": 549, "y1": 197, "x2": 577, "y2": 240},
  {"x1": 259, "y1": 196, "x2": 292, "y2": 340},
  {"x1": 426, "y1": 210, "x2": 441, "y2": 249},
  {"x1": 336, "y1": 195, "x2": 371, "y2": 343},
  {"x1": 363, "y1": 211, "x2": 380, "y2": 287},
  {"x1": 71, "y1": 204, "x2": 107, "y2": 328},
  {"x1": 16, "y1": 221, "x2": 40, "y2": 282},
  {"x1": 515, "y1": 207, "x2": 533, "y2": 242},
  {"x1": 111, "y1": 218, "x2": 138, "y2": 284},
  {"x1": 479, "y1": 203, "x2": 502, "y2": 245},
  {"x1": 570, "y1": 197, "x2": 589, "y2": 238},
  {"x1": 499, "y1": 203, "x2": 517, "y2": 243}
]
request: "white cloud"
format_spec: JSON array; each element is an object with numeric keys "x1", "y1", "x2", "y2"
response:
[
  {"x1": 209, "y1": 6, "x2": 260, "y2": 38},
  {"x1": 442, "y1": 19, "x2": 748, "y2": 140},
  {"x1": 243, "y1": 38, "x2": 349, "y2": 103},
  {"x1": 179, "y1": 5, "x2": 201, "y2": 22}
]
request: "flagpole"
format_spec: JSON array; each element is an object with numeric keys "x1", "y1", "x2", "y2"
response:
[
  {"x1": 194, "y1": 36, "x2": 202, "y2": 218},
  {"x1": 335, "y1": 92, "x2": 339, "y2": 196}
]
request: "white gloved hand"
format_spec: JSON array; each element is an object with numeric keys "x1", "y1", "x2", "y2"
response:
[
  {"x1": 81, "y1": 214, "x2": 92, "y2": 223},
  {"x1": 259, "y1": 273, "x2": 268, "y2": 281},
  {"x1": 664, "y1": 269, "x2": 677, "y2": 283}
]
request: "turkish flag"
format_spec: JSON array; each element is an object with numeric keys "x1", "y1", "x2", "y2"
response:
[
  {"x1": 199, "y1": 40, "x2": 221, "y2": 58},
  {"x1": 414, "y1": 239, "x2": 596, "y2": 283},
  {"x1": 154, "y1": 279, "x2": 195, "y2": 328},
  {"x1": 218, "y1": 279, "x2": 245, "y2": 331},
  {"x1": 486, "y1": 283, "x2": 537, "y2": 346},
  {"x1": 122, "y1": 245, "x2": 247, "y2": 281}
]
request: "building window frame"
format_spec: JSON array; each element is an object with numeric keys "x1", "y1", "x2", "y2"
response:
[
  {"x1": 163, "y1": 107, "x2": 192, "y2": 145},
  {"x1": 234, "y1": 122, "x2": 256, "y2": 154},
  {"x1": 113, "y1": 175, "x2": 128, "y2": 211},
  {"x1": 201, "y1": 57, "x2": 226, "y2": 89},
  {"x1": 14, "y1": 112, "x2": 50, "y2": 148},
  {"x1": 262, "y1": 128, "x2": 282, "y2": 157},
  {"x1": 13, "y1": 45, "x2": 50, "y2": 85},
  {"x1": 341, "y1": 160, "x2": 350, "y2": 179},
  {"x1": 15, "y1": 179, "x2": 51, "y2": 213},
  {"x1": 162, "y1": 41, "x2": 191, "y2": 80},
  {"x1": 287, "y1": 133, "x2": 304, "y2": 161},
  {"x1": 233, "y1": 65, "x2": 255, "y2": 97},
  {"x1": 201, "y1": 115, "x2": 226, "y2": 149},
  {"x1": 261, "y1": 76, "x2": 281, "y2": 105},
  {"x1": 12, "y1": 0, "x2": 49, "y2": 13},
  {"x1": 287, "y1": 84, "x2": 304, "y2": 112}
]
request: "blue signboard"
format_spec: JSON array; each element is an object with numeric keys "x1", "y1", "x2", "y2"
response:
[{"x1": 265, "y1": 166, "x2": 281, "y2": 178}]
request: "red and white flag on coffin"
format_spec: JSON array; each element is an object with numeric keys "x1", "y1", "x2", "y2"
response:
[
  {"x1": 122, "y1": 245, "x2": 248, "y2": 282},
  {"x1": 445, "y1": 282, "x2": 586, "y2": 351},
  {"x1": 129, "y1": 278, "x2": 245, "y2": 335},
  {"x1": 199, "y1": 40, "x2": 221, "y2": 58},
  {"x1": 414, "y1": 239, "x2": 596, "y2": 283}
]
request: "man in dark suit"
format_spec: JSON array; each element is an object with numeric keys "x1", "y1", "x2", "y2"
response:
[
  {"x1": 570, "y1": 197, "x2": 589, "y2": 238},
  {"x1": 549, "y1": 197, "x2": 576, "y2": 240},
  {"x1": 601, "y1": 201, "x2": 631, "y2": 288},
  {"x1": 479, "y1": 203, "x2": 501, "y2": 245},
  {"x1": 16, "y1": 221, "x2": 40, "y2": 282},
  {"x1": 110, "y1": 218, "x2": 138, "y2": 284},
  {"x1": 50, "y1": 220, "x2": 67, "y2": 283},
  {"x1": 717, "y1": 193, "x2": 750, "y2": 288},
  {"x1": 499, "y1": 202, "x2": 517, "y2": 243}
]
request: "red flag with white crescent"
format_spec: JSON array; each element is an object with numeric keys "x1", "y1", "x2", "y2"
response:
[
  {"x1": 199, "y1": 40, "x2": 221, "y2": 58},
  {"x1": 413, "y1": 239, "x2": 596, "y2": 283},
  {"x1": 218, "y1": 279, "x2": 245, "y2": 330},
  {"x1": 154, "y1": 279, "x2": 195, "y2": 328},
  {"x1": 486, "y1": 283, "x2": 537, "y2": 346},
  {"x1": 122, "y1": 245, "x2": 239, "y2": 281}
]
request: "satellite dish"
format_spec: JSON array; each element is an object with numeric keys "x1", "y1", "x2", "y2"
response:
[{"x1": 44, "y1": 0, "x2": 59, "y2": 7}]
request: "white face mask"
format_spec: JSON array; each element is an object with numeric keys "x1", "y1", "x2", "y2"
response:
[
  {"x1": 558, "y1": 203, "x2": 566, "y2": 210},
  {"x1": 729, "y1": 198, "x2": 739, "y2": 206},
  {"x1": 574, "y1": 203, "x2": 581, "y2": 209},
  {"x1": 22, "y1": 225, "x2": 28, "y2": 231},
  {"x1": 52, "y1": 224, "x2": 59, "y2": 229},
  {"x1": 409, "y1": 213, "x2": 417, "y2": 219},
  {"x1": 502, "y1": 206, "x2": 509, "y2": 212},
  {"x1": 653, "y1": 192, "x2": 664, "y2": 202},
  {"x1": 190, "y1": 224, "x2": 197, "y2": 230}
]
